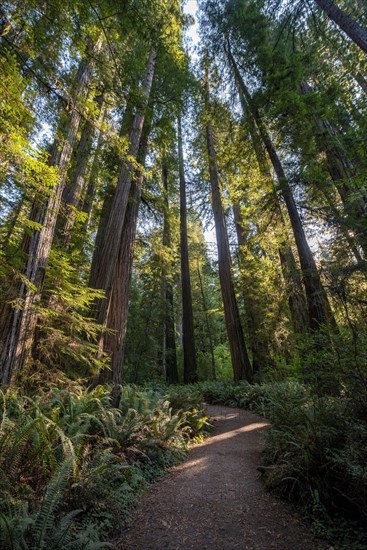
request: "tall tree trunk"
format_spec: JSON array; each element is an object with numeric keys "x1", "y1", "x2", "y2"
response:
[
  {"x1": 178, "y1": 116, "x2": 198, "y2": 384},
  {"x1": 60, "y1": 92, "x2": 105, "y2": 246},
  {"x1": 0, "y1": 36, "x2": 103, "y2": 385},
  {"x1": 314, "y1": 0, "x2": 367, "y2": 54},
  {"x1": 81, "y1": 119, "x2": 106, "y2": 233},
  {"x1": 162, "y1": 164, "x2": 179, "y2": 384},
  {"x1": 242, "y1": 112, "x2": 309, "y2": 333},
  {"x1": 99, "y1": 112, "x2": 153, "y2": 385},
  {"x1": 227, "y1": 44, "x2": 335, "y2": 331},
  {"x1": 204, "y1": 62, "x2": 252, "y2": 382},
  {"x1": 88, "y1": 94, "x2": 136, "y2": 289},
  {"x1": 90, "y1": 49, "x2": 157, "y2": 329}
]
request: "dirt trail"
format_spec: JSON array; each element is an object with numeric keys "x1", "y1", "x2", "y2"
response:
[{"x1": 114, "y1": 405, "x2": 325, "y2": 549}]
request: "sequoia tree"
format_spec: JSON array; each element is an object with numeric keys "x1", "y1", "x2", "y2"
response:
[
  {"x1": 204, "y1": 57, "x2": 252, "y2": 382},
  {"x1": 178, "y1": 115, "x2": 198, "y2": 384}
]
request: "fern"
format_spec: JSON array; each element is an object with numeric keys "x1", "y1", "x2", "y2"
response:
[
  {"x1": 0, "y1": 384, "x2": 210, "y2": 548},
  {"x1": 34, "y1": 456, "x2": 73, "y2": 549},
  {"x1": 47, "y1": 509, "x2": 82, "y2": 547},
  {"x1": 0, "y1": 502, "x2": 33, "y2": 550}
]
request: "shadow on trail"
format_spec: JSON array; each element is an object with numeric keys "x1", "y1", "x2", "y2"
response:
[{"x1": 114, "y1": 405, "x2": 324, "y2": 550}]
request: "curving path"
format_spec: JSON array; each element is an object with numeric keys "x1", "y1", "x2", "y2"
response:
[{"x1": 113, "y1": 406, "x2": 325, "y2": 550}]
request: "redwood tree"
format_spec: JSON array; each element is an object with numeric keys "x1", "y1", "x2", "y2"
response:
[
  {"x1": 204, "y1": 59, "x2": 252, "y2": 382},
  {"x1": 178, "y1": 115, "x2": 198, "y2": 384}
]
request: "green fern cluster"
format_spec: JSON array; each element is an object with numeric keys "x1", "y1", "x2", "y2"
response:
[{"x1": 0, "y1": 385, "x2": 209, "y2": 549}]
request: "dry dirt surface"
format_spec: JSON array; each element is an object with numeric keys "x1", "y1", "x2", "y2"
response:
[{"x1": 113, "y1": 405, "x2": 326, "y2": 550}]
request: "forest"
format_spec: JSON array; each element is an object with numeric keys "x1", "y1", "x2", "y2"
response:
[{"x1": 0, "y1": 0, "x2": 367, "y2": 548}]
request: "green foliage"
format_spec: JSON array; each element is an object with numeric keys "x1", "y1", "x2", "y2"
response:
[
  {"x1": 260, "y1": 394, "x2": 367, "y2": 544},
  {"x1": 191, "y1": 379, "x2": 367, "y2": 545},
  {"x1": 0, "y1": 384, "x2": 209, "y2": 548}
]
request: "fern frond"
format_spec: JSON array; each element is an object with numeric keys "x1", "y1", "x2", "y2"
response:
[{"x1": 34, "y1": 456, "x2": 73, "y2": 549}]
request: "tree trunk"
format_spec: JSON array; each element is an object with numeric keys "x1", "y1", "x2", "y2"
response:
[
  {"x1": 162, "y1": 165, "x2": 178, "y2": 382},
  {"x1": 242, "y1": 110, "x2": 309, "y2": 333},
  {"x1": 60, "y1": 91, "x2": 105, "y2": 246},
  {"x1": 88, "y1": 94, "x2": 136, "y2": 289},
  {"x1": 90, "y1": 49, "x2": 157, "y2": 329},
  {"x1": 99, "y1": 111, "x2": 153, "y2": 385},
  {"x1": 178, "y1": 115, "x2": 198, "y2": 384},
  {"x1": 314, "y1": 0, "x2": 367, "y2": 54},
  {"x1": 204, "y1": 61, "x2": 252, "y2": 382},
  {"x1": 81, "y1": 118, "x2": 106, "y2": 234},
  {"x1": 0, "y1": 36, "x2": 103, "y2": 385},
  {"x1": 162, "y1": 164, "x2": 179, "y2": 384},
  {"x1": 227, "y1": 44, "x2": 335, "y2": 331}
]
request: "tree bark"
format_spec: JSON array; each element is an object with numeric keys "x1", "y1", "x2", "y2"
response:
[
  {"x1": 81, "y1": 118, "x2": 106, "y2": 234},
  {"x1": 88, "y1": 93, "x2": 137, "y2": 289},
  {"x1": 314, "y1": 0, "x2": 367, "y2": 54},
  {"x1": 60, "y1": 91, "x2": 105, "y2": 246},
  {"x1": 0, "y1": 36, "x2": 103, "y2": 385},
  {"x1": 178, "y1": 115, "x2": 198, "y2": 384},
  {"x1": 99, "y1": 113, "x2": 152, "y2": 385},
  {"x1": 204, "y1": 61, "x2": 252, "y2": 382},
  {"x1": 162, "y1": 164, "x2": 179, "y2": 384},
  {"x1": 90, "y1": 49, "x2": 157, "y2": 329}
]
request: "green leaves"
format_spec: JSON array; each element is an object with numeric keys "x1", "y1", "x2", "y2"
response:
[{"x1": 0, "y1": 383, "x2": 209, "y2": 547}]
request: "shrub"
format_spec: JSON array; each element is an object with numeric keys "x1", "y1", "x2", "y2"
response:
[
  {"x1": 190, "y1": 380, "x2": 367, "y2": 544},
  {"x1": 0, "y1": 384, "x2": 209, "y2": 548}
]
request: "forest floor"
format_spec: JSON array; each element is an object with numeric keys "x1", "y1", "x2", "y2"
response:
[{"x1": 113, "y1": 405, "x2": 328, "y2": 550}]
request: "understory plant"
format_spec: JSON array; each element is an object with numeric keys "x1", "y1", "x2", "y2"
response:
[
  {"x1": 0, "y1": 384, "x2": 210, "y2": 549},
  {"x1": 194, "y1": 379, "x2": 367, "y2": 546}
]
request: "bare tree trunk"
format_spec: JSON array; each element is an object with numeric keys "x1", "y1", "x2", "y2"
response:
[
  {"x1": 162, "y1": 164, "x2": 179, "y2": 384},
  {"x1": 314, "y1": 0, "x2": 367, "y2": 54},
  {"x1": 90, "y1": 49, "x2": 157, "y2": 329},
  {"x1": 227, "y1": 44, "x2": 335, "y2": 332},
  {"x1": 0, "y1": 36, "x2": 103, "y2": 385},
  {"x1": 60, "y1": 92, "x2": 105, "y2": 246},
  {"x1": 242, "y1": 111, "x2": 309, "y2": 333},
  {"x1": 88, "y1": 95, "x2": 136, "y2": 289},
  {"x1": 204, "y1": 61, "x2": 252, "y2": 382},
  {"x1": 81, "y1": 119, "x2": 106, "y2": 233},
  {"x1": 99, "y1": 113, "x2": 152, "y2": 385},
  {"x1": 178, "y1": 115, "x2": 198, "y2": 384}
]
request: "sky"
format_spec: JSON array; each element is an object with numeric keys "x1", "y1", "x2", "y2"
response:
[{"x1": 183, "y1": 0, "x2": 200, "y2": 50}]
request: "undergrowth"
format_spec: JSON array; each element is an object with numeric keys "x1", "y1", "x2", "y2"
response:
[
  {"x1": 3, "y1": 378, "x2": 366, "y2": 548},
  {"x1": 0, "y1": 384, "x2": 210, "y2": 549},
  {"x1": 191, "y1": 380, "x2": 367, "y2": 548}
]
